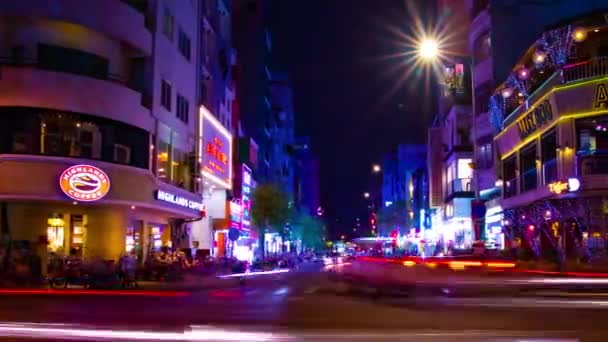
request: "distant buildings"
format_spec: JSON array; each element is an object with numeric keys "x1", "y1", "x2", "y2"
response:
[
  {"x1": 293, "y1": 137, "x2": 320, "y2": 217},
  {"x1": 380, "y1": 144, "x2": 426, "y2": 237}
]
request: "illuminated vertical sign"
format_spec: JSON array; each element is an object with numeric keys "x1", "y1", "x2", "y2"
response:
[
  {"x1": 200, "y1": 106, "x2": 232, "y2": 189},
  {"x1": 241, "y1": 164, "x2": 252, "y2": 231}
]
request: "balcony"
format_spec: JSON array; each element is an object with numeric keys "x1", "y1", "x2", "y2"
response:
[
  {"x1": 0, "y1": 0, "x2": 151, "y2": 55},
  {"x1": 563, "y1": 57, "x2": 608, "y2": 83},
  {"x1": 0, "y1": 65, "x2": 153, "y2": 132},
  {"x1": 446, "y1": 178, "x2": 473, "y2": 199}
]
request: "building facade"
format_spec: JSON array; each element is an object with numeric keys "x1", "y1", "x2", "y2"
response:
[
  {"x1": 493, "y1": 15, "x2": 608, "y2": 258},
  {"x1": 269, "y1": 72, "x2": 296, "y2": 199},
  {"x1": 466, "y1": 0, "x2": 608, "y2": 248},
  {"x1": 0, "y1": 0, "x2": 204, "y2": 268}
]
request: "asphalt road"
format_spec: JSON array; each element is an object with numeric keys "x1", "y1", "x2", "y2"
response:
[{"x1": 0, "y1": 263, "x2": 607, "y2": 341}]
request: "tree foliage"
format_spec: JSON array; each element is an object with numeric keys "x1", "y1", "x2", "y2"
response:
[
  {"x1": 291, "y1": 210, "x2": 326, "y2": 251},
  {"x1": 251, "y1": 183, "x2": 289, "y2": 257}
]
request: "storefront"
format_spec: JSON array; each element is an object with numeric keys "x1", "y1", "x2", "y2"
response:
[{"x1": 0, "y1": 155, "x2": 202, "y2": 271}]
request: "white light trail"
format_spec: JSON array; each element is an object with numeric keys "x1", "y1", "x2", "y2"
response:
[
  {"x1": 217, "y1": 269, "x2": 290, "y2": 279},
  {"x1": 0, "y1": 322, "x2": 288, "y2": 341}
]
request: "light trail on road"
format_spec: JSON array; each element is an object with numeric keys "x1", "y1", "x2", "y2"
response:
[
  {"x1": 217, "y1": 269, "x2": 290, "y2": 278},
  {"x1": 0, "y1": 322, "x2": 288, "y2": 341}
]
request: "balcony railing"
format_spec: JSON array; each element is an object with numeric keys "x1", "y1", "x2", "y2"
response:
[
  {"x1": 447, "y1": 178, "x2": 473, "y2": 197},
  {"x1": 543, "y1": 158, "x2": 558, "y2": 185},
  {"x1": 0, "y1": 56, "x2": 144, "y2": 96},
  {"x1": 563, "y1": 57, "x2": 608, "y2": 83},
  {"x1": 579, "y1": 154, "x2": 608, "y2": 176},
  {"x1": 503, "y1": 56, "x2": 608, "y2": 128},
  {"x1": 504, "y1": 177, "x2": 518, "y2": 198}
]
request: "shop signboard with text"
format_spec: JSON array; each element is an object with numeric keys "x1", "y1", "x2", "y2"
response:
[
  {"x1": 496, "y1": 78, "x2": 608, "y2": 158},
  {"x1": 156, "y1": 189, "x2": 203, "y2": 212},
  {"x1": 241, "y1": 164, "x2": 252, "y2": 231},
  {"x1": 200, "y1": 106, "x2": 232, "y2": 189}
]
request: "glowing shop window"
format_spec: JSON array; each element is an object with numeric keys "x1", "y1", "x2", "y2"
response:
[
  {"x1": 457, "y1": 159, "x2": 473, "y2": 179},
  {"x1": 47, "y1": 215, "x2": 65, "y2": 252}
]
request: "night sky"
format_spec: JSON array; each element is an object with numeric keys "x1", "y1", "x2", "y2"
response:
[{"x1": 269, "y1": 1, "x2": 436, "y2": 237}]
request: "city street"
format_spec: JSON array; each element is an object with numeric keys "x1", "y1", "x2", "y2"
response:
[{"x1": 0, "y1": 264, "x2": 608, "y2": 340}]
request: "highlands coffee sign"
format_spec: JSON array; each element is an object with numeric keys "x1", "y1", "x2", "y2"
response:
[
  {"x1": 156, "y1": 190, "x2": 203, "y2": 211},
  {"x1": 60, "y1": 165, "x2": 110, "y2": 202},
  {"x1": 517, "y1": 100, "x2": 554, "y2": 139}
]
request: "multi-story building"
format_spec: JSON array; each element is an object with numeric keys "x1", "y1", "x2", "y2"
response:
[
  {"x1": 467, "y1": 0, "x2": 608, "y2": 248},
  {"x1": 378, "y1": 145, "x2": 426, "y2": 238},
  {"x1": 233, "y1": 0, "x2": 275, "y2": 183},
  {"x1": 293, "y1": 137, "x2": 320, "y2": 216},
  {"x1": 269, "y1": 71, "x2": 296, "y2": 198},
  {"x1": 426, "y1": 0, "x2": 475, "y2": 251},
  {"x1": 381, "y1": 153, "x2": 402, "y2": 208},
  {"x1": 192, "y1": 0, "x2": 248, "y2": 259},
  {"x1": 493, "y1": 14, "x2": 608, "y2": 257},
  {"x1": 0, "y1": 0, "x2": 204, "y2": 266}
]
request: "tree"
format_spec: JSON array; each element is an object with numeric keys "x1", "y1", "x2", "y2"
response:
[
  {"x1": 292, "y1": 210, "x2": 326, "y2": 252},
  {"x1": 251, "y1": 183, "x2": 289, "y2": 258}
]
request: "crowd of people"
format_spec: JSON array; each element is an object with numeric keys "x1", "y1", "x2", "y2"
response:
[{"x1": 0, "y1": 240, "x2": 322, "y2": 289}]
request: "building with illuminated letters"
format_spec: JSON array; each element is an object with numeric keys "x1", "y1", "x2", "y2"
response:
[
  {"x1": 0, "y1": 0, "x2": 207, "y2": 269},
  {"x1": 492, "y1": 14, "x2": 608, "y2": 257}
]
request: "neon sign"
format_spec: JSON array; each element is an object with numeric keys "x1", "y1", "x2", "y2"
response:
[
  {"x1": 548, "y1": 178, "x2": 580, "y2": 194},
  {"x1": 229, "y1": 201, "x2": 242, "y2": 230},
  {"x1": 59, "y1": 165, "x2": 110, "y2": 202},
  {"x1": 517, "y1": 100, "x2": 554, "y2": 139},
  {"x1": 200, "y1": 106, "x2": 232, "y2": 189},
  {"x1": 156, "y1": 190, "x2": 203, "y2": 211},
  {"x1": 241, "y1": 164, "x2": 252, "y2": 231}
]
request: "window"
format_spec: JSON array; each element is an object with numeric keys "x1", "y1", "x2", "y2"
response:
[
  {"x1": 156, "y1": 140, "x2": 170, "y2": 181},
  {"x1": 178, "y1": 29, "x2": 191, "y2": 61},
  {"x1": 176, "y1": 94, "x2": 189, "y2": 123},
  {"x1": 38, "y1": 44, "x2": 109, "y2": 80},
  {"x1": 162, "y1": 8, "x2": 174, "y2": 41},
  {"x1": 171, "y1": 148, "x2": 190, "y2": 189},
  {"x1": 478, "y1": 142, "x2": 493, "y2": 169},
  {"x1": 40, "y1": 115, "x2": 101, "y2": 159},
  {"x1": 520, "y1": 143, "x2": 538, "y2": 192},
  {"x1": 114, "y1": 144, "x2": 131, "y2": 164},
  {"x1": 161, "y1": 80, "x2": 172, "y2": 110},
  {"x1": 503, "y1": 156, "x2": 517, "y2": 198},
  {"x1": 541, "y1": 130, "x2": 557, "y2": 184},
  {"x1": 474, "y1": 81, "x2": 494, "y2": 115},
  {"x1": 457, "y1": 159, "x2": 473, "y2": 179}
]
